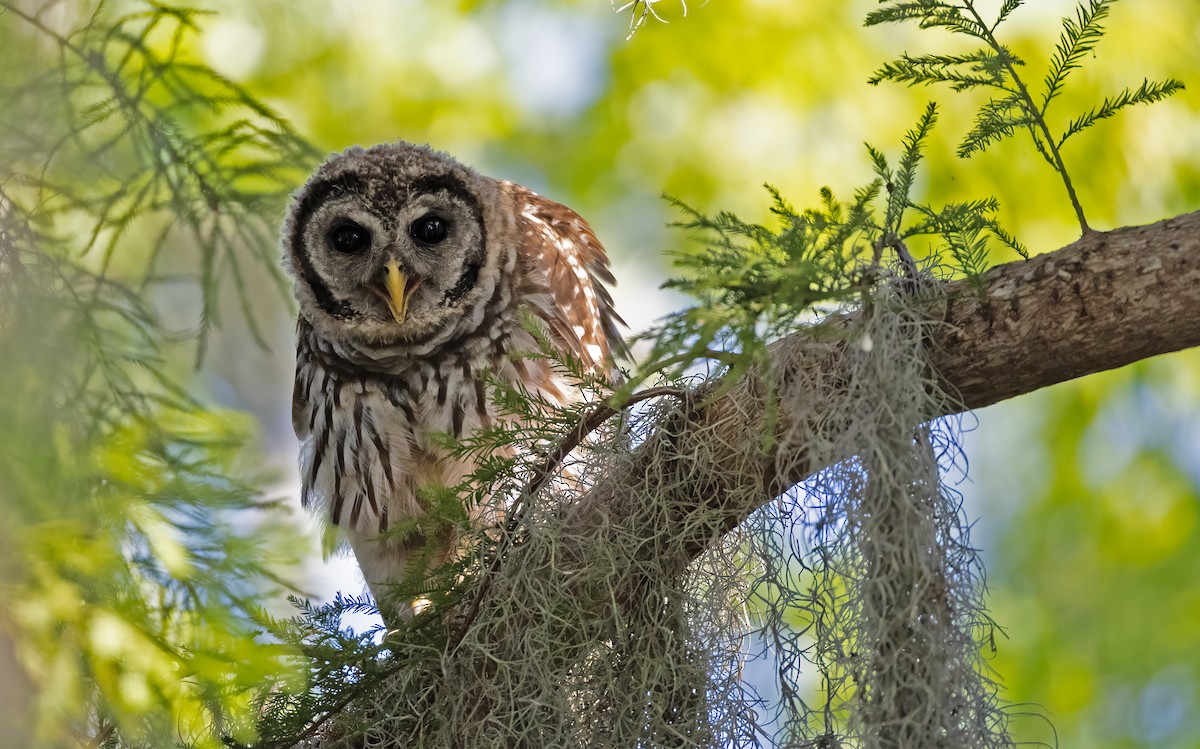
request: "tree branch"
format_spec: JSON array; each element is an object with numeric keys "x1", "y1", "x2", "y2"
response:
[{"x1": 559, "y1": 209, "x2": 1200, "y2": 572}]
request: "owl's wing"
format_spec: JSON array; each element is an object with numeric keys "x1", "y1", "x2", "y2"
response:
[{"x1": 501, "y1": 180, "x2": 627, "y2": 378}]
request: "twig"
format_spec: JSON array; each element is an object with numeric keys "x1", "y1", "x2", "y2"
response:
[
  {"x1": 88, "y1": 722, "x2": 115, "y2": 749},
  {"x1": 277, "y1": 686, "x2": 368, "y2": 749},
  {"x1": 961, "y1": 2, "x2": 1090, "y2": 234}
]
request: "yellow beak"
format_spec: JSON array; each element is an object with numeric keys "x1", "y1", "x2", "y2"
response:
[{"x1": 383, "y1": 261, "x2": 410, "y2": 324}]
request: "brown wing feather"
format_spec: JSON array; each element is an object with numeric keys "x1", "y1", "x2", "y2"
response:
[{"x1": 501, "y1": 180, "x2": 626, "y2": 377}]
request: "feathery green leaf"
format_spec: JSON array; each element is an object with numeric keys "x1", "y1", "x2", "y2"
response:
[
  {"x1": 870, "y1": 50, "x2": 1013, "y2": 92},
  {"x1": 1057, "y1": 77, "x2": 1186, "y2": 147},
  {"x1": 1042, "y1": 0, "x2": 1115, "y2": 112}
]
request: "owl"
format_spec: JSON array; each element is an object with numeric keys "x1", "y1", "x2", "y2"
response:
[{"x1": 282, "y1": 142, "x2": 625, "y2": 619}]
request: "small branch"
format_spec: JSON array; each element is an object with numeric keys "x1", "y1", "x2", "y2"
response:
[
  {"x1": 525, "y1": 385, "x2": 690, "y2": 502},
  {"x1": 88, "y1": 723, "x2": 116, "y2": 749},
  {"x1": 278, "y1": 685, "x2": 371, "y2": 749},
  {"x1": 964, "y1": 1, "x2": 1090, "y2": 234}
]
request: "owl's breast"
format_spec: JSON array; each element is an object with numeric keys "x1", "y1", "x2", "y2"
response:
[{"x1": 295, "y1": 323, "x2": 565, "y2": 540}]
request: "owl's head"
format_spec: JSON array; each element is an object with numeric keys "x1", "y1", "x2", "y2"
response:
[{"x1": 282, "y1": 142, "x2": 511, "y2": 350}]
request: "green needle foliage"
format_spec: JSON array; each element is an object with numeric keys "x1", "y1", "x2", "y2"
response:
[
  {"x1": 638, "y1": 101, "x2": 1024, "y2": 391},
  {"x1": 867, "y1": 0, "x2": 1185, "y2": 234},
  {"x1": 1, "y1": 2, "x2": 319, "y2": 746}
]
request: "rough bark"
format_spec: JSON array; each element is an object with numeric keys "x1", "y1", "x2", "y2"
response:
[{"x1": 560, "y1": 209, "x2": 1200, "y2": 567}]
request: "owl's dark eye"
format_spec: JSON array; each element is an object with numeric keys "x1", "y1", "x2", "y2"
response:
[
  {"x1": 329, "y1": 222, "x2": 371, "y2": 254},
  {"x1": 410, "y1": 214, "x2": 449, "y2": 245}
]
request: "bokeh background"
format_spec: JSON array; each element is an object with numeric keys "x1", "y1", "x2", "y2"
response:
[{"x1": 5, "y1": 0, "x2": 1200, "y2": 746}]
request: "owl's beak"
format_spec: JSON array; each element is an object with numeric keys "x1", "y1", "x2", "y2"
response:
[{"x1": 376, "y1": 261, "x2": 415, "y2": 325}]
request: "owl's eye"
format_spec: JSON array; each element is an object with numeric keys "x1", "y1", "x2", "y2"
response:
[
  {"x1": 329, "y1": 222, "x2": 371, "y2": 254},
  {"x1": 410, "y1": 214, "x2": 449, "y2": 245}
]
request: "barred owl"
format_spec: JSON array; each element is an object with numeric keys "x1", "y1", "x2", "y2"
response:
[{"x1": 282, "y1": 142, "x2": 624, "y2": 617}]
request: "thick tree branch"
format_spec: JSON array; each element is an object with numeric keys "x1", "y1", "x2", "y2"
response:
[
  {"x1": 932, "y1": 212, "x2": 1200, "y2": 408},
  {"x1": 557, "y1": 210, "x2": 1200, "y2": 572}
]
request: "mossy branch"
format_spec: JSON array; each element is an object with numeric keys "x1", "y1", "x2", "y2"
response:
[{"x1": 565, "y1": 209, "x2": 1200, "y2": 570}]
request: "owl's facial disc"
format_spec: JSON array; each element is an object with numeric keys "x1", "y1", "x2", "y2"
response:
[{"x1": 286, "y1": 143, "x2": 503, "y2": 352}]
